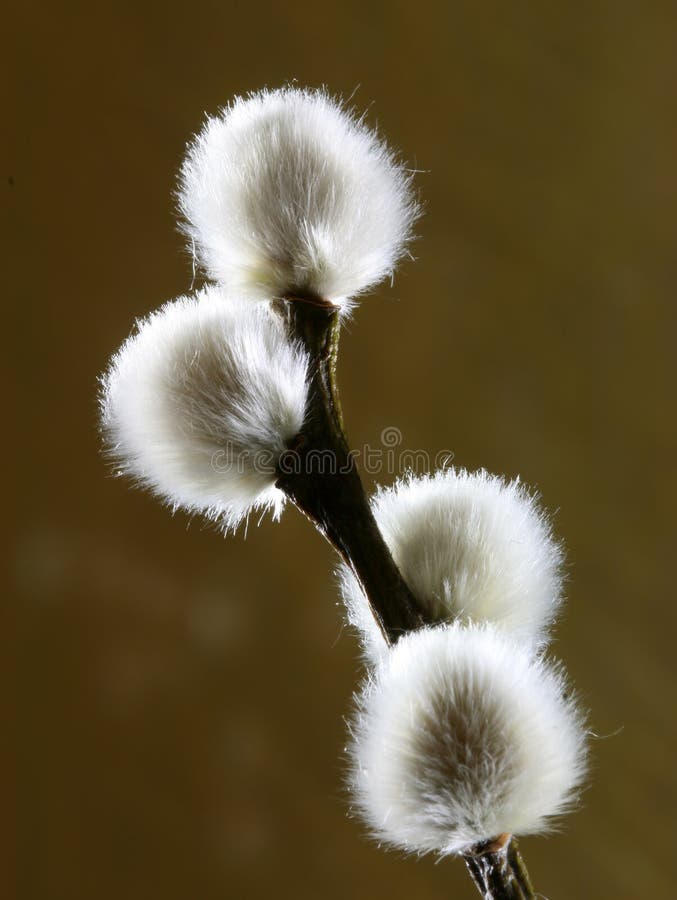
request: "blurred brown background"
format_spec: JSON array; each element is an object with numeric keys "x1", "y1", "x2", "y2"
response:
[{"x1": 6, "y1": 1, "x2": 676, "y2": 898}]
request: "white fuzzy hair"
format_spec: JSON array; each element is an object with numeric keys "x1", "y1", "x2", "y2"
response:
[
  {"x1": 178, "y1": 87, "x2": 419, "y2": 311},
  {"x1": 339, "y1": 468, "x2": 564, "y2": 663},
  {"x1": 349, "y1": 622, "x2": 588, "y2": 856},
  {"x1": 100, "y1": 285, "x2": 309, "y2": 530}
]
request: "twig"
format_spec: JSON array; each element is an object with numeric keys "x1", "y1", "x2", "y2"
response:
[
  {"x1": 464, "y1": 837, "x2": 536, "y2": 899},
  {"x1": 275, "y1": 296, "x2": 536, "y2": 899}
]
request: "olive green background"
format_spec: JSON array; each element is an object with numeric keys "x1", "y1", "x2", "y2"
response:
[{"x1": 7, "y1": 2, "x2": 676, "y2": 898}]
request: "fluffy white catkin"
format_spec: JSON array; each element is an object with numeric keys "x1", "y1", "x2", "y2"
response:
[
  {"x1": 339, "y1": 468, "x2": 564, "y2": 663},
  {"x1": 349, "y1": 622, "x2": 588, "y2": 856},
  {"x1": 179, "y1": 87, "x2": 419, "y2": 311},
  {"x1": 100, "y1": 286, "x2": 309, "y2": 530}
]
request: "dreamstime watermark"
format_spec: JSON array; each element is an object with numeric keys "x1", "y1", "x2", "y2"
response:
[{"x1": 211, "y1": 427, "x2": 454, "y2": 477}]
